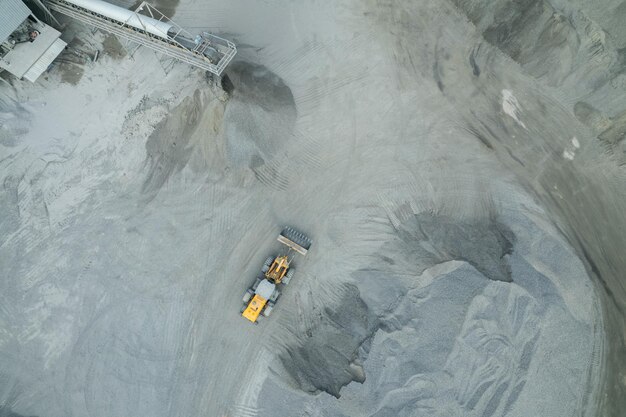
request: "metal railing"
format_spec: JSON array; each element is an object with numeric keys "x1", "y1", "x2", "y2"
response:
[{"x1": 46, "y1": 0, "x2": 236, "y2": 75}]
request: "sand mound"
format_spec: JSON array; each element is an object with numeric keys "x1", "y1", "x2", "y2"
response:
[
  {"x1": 277, "y1": 284, "x2": 376, "y2": 398},
  {"x1": 259, "y1": 209, "x2": 600, "y2": 417},
  {"x1": 222, "y1": 62, "x2": 297, "y2": 168}
]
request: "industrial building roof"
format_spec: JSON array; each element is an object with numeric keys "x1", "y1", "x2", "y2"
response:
[
  {"x1": 0, "y1": 0, "x2": 31, "y2": 43},
  {"x1": 0, "y1": 23, "x2": 66, "y2": 80}
]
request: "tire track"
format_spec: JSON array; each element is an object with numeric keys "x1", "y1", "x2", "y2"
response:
[{"x1": 252, "y1": 160, "x2": 290, "y2": 191}]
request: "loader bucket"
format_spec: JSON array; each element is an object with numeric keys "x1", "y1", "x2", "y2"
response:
[{"x1": 278, "y1": 227, "x2": 312, "y2": 256}]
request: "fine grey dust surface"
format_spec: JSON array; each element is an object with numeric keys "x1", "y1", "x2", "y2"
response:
[{"x1": 0, "y1": 0, "x2": 624, "y2": 416}]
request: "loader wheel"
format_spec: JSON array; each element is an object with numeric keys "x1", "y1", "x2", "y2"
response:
[
  {"x1": 262, "y1": 256, "x2": 273, "y2": 273},
  {"x1": 242, "y1": 289, "x2": 253, "y2": 303},
  {"x1": 283, "y1": 269, "x2": 295, "y2": 285}
]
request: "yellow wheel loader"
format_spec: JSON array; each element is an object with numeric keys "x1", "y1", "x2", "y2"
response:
[{"x1": 241, "y1": 227, "x2": 312, "y2": 324}]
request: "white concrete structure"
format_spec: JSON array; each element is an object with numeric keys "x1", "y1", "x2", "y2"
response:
[
  {"x1": 0, "y1": 0, "x2": 66, "y2": 82},
  {"x1": 0, "y1": 0, "x2": 31, "y2": 42}
]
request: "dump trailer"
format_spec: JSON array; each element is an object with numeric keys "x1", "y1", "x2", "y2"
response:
[{"x1": 241, "y1": 227, "x2": 312, "y2": 323}]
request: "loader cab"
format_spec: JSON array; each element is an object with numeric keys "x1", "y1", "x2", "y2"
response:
[
  {"x1": 241, "y1": 294, "x2": 266, "y2": 322},
  {"x1": 241, "y1": 279, "x2": 278, "y2": 323}
]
